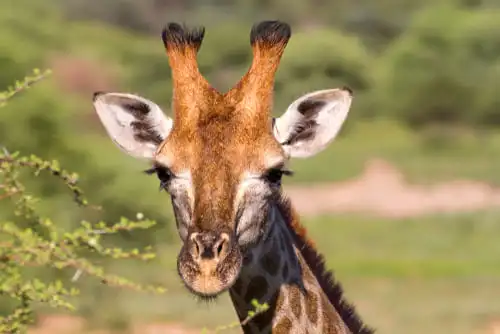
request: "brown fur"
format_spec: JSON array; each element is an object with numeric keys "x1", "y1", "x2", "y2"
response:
[
  {"x1": 159, "y1": 110, "x2": 284, "y2": 233},
  {"x1": 157, "y1": 22, "x2": 289, "y2": 199},
  {"x1": 226, "y1": 21, "x2": 291, "y2": 124},
  {"x1": 155, "y1": 20, "x2": 372, "y2": 333},
  {"x1": 161, "y1": 23, "x2": 217, "y2": 127},
  {"x1": 95, "y1": 18, "x2": 371, "y2": 333},
  {"x1": 277, "y1": 195, "x2": 375, "y2": 334}
]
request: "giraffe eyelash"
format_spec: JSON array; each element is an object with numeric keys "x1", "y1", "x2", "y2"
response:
[
  {"x1": 267, "y1": 163, "x2": 294, "y2": 177},
  {"x1": 272, "y1": 168, "x2": 294, "y2": 178},
  {"x1": 144, "y1": 165, "x2": 174, "y2": 190},
  {"x1": 143, "y1": 166, "x2": 157, "y2": 175},
  {"x1": 262, "y1": 167, "x2": 294, "y2": 184},
  {"x1": 280, "y1": 168, "x2": 294, "y2": 176}
]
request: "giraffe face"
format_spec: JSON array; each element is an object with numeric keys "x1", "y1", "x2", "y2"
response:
[
  {"x1": 150, "y1": 110, "x2": 288, "y2": 297},
  {"x1": 93, "y1": 21, "x2": 353, "y2": 299}
]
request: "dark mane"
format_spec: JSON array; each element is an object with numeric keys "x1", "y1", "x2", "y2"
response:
[{"x1": 277, "y1": 195, "x2": 375, "y2": 334}]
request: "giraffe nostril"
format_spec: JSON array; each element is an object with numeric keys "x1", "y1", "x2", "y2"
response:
[
  {"x1": 194, "y1": 240, "x2": 200, "y2": 257},
  {"x1": 188, "y1": 232, "x2": 231, "y2": 260},
  {"x1": 190, "y1": 233, "x2": 202, "y2": 258},
  {"x1": 214, "y1": 233, "x2": 230, "y2": 259},
  {"x1": 214, "y1": 238, "x2": 228, "y2": 259},
  {"x1": 216, "y1": 242, "x2": 224, "y2": 257}
]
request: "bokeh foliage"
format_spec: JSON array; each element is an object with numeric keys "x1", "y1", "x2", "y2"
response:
[
  {"x1": 2, "y1": 1, "x2": 499, "y2": 231},
  {"x1": 1, "y1": 0, "x2": 500, "y2": 331},
  {"x1": 373, "y1": 4, "x2": 500, "y2": 128},
  {"x1": 0, "y1": 72, "x2": 165, "y2": 333}
]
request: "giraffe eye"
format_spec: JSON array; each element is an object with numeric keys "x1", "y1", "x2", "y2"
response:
[
  {"x1": 144, "y1": 165, "x2": 174, "y2": 190},
  {"x1": 264, "y1": 168, "x2": 293, "y2": 185}
]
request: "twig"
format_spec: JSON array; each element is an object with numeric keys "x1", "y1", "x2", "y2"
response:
[
  {"x1": 0, "y1": 190, "x2": 19, "y2": 201},
  {"x1": 0, "y1": 154, "x2": 99, "y2": 209},
  {"x1": 206, "y1": 300, "x2": 270, "y2": 333},
  {"x1": 0, "y1": 70, "x2": 52, "y2": 105}
]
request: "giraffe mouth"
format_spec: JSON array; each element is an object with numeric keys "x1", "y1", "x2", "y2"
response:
[
  {"x1": 177, "y1": 237, "x2": 243, "y2": 298},
  {"x1": 185, "y1": 273, "x2": 233, "y2": 300}
]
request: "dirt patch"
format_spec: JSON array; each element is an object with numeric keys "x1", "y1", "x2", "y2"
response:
[
  {"x1": 475, "y1": 319, "x2": 500, "y2": 334},
  {"x1": 285, "y1": 158, "x2": 500, "y2": 218},
  {"x1": 49, "y1": 54, "x2": 117, "y2": 96},
  {"x1": 28, "y1": 314, "x2": 200, "y2": 334},
  {"x1": 48, "y1": 53, "x2": 120, "y2": 130},
  {"x1": 28, "y1": 314, "x2": 85, "y2": 334}
]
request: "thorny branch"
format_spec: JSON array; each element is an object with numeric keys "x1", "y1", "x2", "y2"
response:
[
  {"x1": 0, "y1": 70, "x2": 261, "y2": 333},
  {"x1": 0, "y1": 149, "x2": 97, "y2": 209},
  {"x1": 0, "y1": 69, "x2": 52, "y2": 106}
]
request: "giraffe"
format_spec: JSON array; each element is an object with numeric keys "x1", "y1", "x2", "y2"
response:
[{"x1": 92, "y1": 21, "x2": 374, "y2": 333}]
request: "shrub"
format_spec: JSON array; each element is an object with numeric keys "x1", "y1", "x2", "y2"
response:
[
  {"x1": 373, "y1": 4, "x2": 500, "y2": 129},
  {"x1": 0, "y1": 69, "x2": 269, "y2": 334},
  {"x1": 0, "y1": 71, "x2": 165, "y2": 333}
]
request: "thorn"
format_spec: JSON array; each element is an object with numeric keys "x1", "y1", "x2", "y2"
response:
[
  {"x1": 1, "y1": 146, "x2": 10, "y2": 156},
  {"x1": 71, "y1": 269, "x2": 83, "y2": 282}
]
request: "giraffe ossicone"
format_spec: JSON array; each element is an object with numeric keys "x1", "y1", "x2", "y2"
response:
[{"x1": 93, "y1": 20, "x2": 374, "y2": 334}]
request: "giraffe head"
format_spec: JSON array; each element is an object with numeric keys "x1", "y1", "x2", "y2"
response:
[{"x1": 92, "y1": 21, "x2": 353, "y2": 299}]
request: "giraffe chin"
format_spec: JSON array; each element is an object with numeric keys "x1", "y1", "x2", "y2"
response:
[
  {"x1": 179, "y1": 266, "x2": 241, "y2": 300},
  {"x1": 188, "y1": 276, "x2": 230, "y2": 299},
  {"x1": 177, "y1": 244, "x2": 243, "y2": 299}
]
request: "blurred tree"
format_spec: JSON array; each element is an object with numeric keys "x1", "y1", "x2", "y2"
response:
[
  {"x1": 372, "y1": 4, "x2": 500, "y2": 128},
  {"x1": 0, "y1": 0, "x2": 176, "y2": 249},
  {"x1": 275, "y1": 28, "x2": 371, "y2": 122},
  {"x1": 2, "y1": 0, "x2": 500, "y2": 252}
]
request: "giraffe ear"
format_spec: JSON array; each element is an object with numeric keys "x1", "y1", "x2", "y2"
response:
[
  {"x1": 272, "y1": 87, "x2": 353, "y2": 158},
  {"x1": 93, "y1": 92, "x2": 173, "y2": 159}
]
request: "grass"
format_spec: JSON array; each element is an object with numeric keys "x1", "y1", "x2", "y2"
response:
[
  {"x1": 342, "y1": 277, "x2": 500, "y2": 334},
  {"x1": 43, "y1": 209, "x2": 500, "y2": 334},
  {"x1": 286, "y1": 119, "x2": 500, "y2": 185},
  {"x1": 306, "y1": 211, "x2": 500, "y2": 278}
]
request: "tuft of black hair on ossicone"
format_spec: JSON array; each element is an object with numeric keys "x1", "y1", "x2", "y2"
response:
[
  {"x1": 161, "y1": 22, "x2": 205, "y2": 52},
  {"x1": 341, "y1": 85, "x2": 354, "y2": 96},
  {"x1": 250, "y1": 20, "x2": 291, "y2": 47}
]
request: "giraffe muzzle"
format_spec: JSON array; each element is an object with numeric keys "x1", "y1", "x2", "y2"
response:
[
  {"x1": 178, "y1": 231, "x2": 243, "y2": 298},
  {"x1": 190, "y1": 231, "x2": 230, "y2": 261}
]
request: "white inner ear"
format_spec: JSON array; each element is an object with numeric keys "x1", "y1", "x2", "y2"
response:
[
  {"x1": 273, "y1": 88, "x2": 353, "y2": 159},
  {"x1": 93, "y1": 92, "x2": 173, "y2": 159}
]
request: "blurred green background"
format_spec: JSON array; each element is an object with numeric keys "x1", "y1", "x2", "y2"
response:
[{"x1": 1, "y1": 0, "x2": 500, "y2": 333}]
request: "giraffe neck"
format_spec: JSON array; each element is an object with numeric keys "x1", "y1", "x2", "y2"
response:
[{"x1": 229, "y1": 200, "x2": 354, "y2": 334}]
